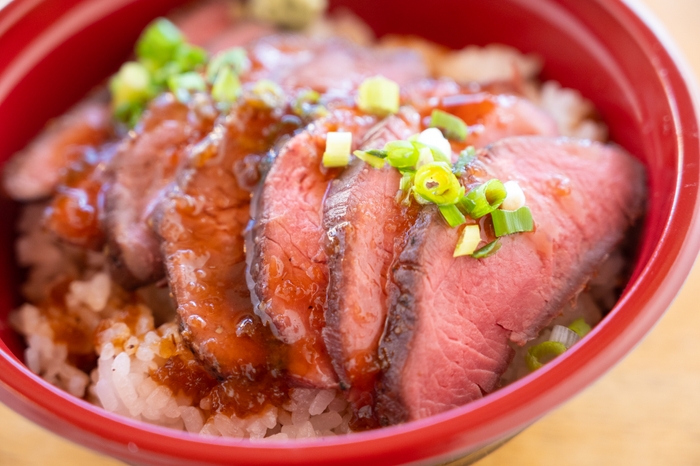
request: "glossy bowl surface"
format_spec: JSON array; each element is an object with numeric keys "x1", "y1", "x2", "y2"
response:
[{"x1": 0, "y1": 0, "x2": 698, "y2": 465}]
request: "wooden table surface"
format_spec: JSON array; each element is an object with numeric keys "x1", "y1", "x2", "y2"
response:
[{"x1": 2, "y1": 0, "x2": 700, "y2": 464}]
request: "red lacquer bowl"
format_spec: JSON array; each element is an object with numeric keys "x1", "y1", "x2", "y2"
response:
[{"x1": 0, "y1": 0, "x2": 698, "y2": 465}]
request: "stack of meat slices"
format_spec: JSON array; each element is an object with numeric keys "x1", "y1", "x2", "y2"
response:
[{"x1": 6, "y1": 25, "x2": 646, "y2": 428}]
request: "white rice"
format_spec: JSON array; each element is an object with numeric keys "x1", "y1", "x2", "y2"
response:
[{"x1": 8, "y1": 15, "x2": 616, "y2": 439}]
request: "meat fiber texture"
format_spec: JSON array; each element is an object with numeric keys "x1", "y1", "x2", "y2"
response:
[
  {"x1": 3, "y1": 97, "x2": 112, "y2": 201},
  {"x1": 377, "y1": 136, "x2": 646, "y2": 424},
  {"x1": 104, "y1": 95, "x2": 217, "y2": 289},
  {"x1": 322, "y1": 111, "x2": 420, "y2": 407}
]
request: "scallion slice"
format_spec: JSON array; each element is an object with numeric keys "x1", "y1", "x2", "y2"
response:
[
  {"x1": 454, "y1": 224, "x2": 482, "y2": 257},
  {"x1": 136, "y1": 18, "x2": 184, "y2": 67},
  {"x1": 211, "y1": 66, "x2": 241, "y2": 104},
  {"x1": 491, "y1": 206, "x2": 534, "y2": 237},
  {"x1": 247, "y1": 79, "x2": 285, "y2": 109},
  {"x1": 167, "y1": 72, "x2": 206, "y2": 102},
  {"x1": 430, "y1": 109, "x2": 468, "y2": 142},
  {"x1": 354, "y1": 150, "x2": 386, "y2": 169},
  {"x1": 109, "y1": 61, "x2": 154, "y2": 108},
  {"x1": 206, "y1": 47, "x2": 250, "y2": 83},
  {"x1": 568, "y1": 318, "x2": 592, "y2": 338},
  {"x1": 414, "y1": 162, "x2": 464, "y2": 206},
  {"x1": 526, "y1": 341, "x2": 567, "y2": 371},
  {"x1": 399, "y1": 172, "x2": 414, "y2": 192},
  {"x1": 439, "y1": 204, "x2": 466, "y2": 228},
  {"x1": 323, "y1": 132, "x2": 352, "y2": 168},
  {"x1": 471, "y1": 239, "x2": 501, "y2": 259},
  {"x1": 461, "y1": 179, "x2": 507, "y2": 219},
  {"x1": 174, "y1": 43, "x2": 208, "y2": 72},
  {"x1": 357, "y1": 76, "x2": 400, "y2": 116},
  {"x1": 549, "y1": 325, "x2": 581, "y2": 349},
  {"x1": 385, "y1": 140, "x2": 419, "y2": 169}
]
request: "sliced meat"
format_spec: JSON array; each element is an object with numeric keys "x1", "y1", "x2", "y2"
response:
[
  {"x1": 3, "y1": 97, "x2": 112, "y2": 201},
  {"x1": 377, "y1": 136, "x2": 646, "y2": 424},
  {"x1": 247, "y1": 109, "x2": 379, "y2": 388},
  {"x1": 104, "y1": 94, "x2": 217, "y2": 289},
  {"x1": 156, "y1": 100, "x2": 301, "y2": 381},
  {"x1": 44, "y1": 143, "x2": 118, "y2": 250},
  {"x1": 323, "y1": 88, "x2": 559, "y2": 425},
  {"x1": 247, "y1": 35, "x2": 429, "y2": 93},
  {"x1": 322, "y1": 111, "x2": 420, "y2": 420}
]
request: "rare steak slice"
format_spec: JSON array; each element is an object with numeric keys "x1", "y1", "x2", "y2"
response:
[
  {"x1": 377, "y1": 136, "x2": 646, "y2": 424},
  {"x1": 323, "y1": 90, "x2": 559, "y2": 426},
  {"x1": 156, "y1": 100, "x2": 301, "y2": 383},
  {"x1": 3, "y1": 97, "x2": 112, "y2": 201},
  {"x1": 322, "y1": 111, "x2": 420, "y2": 419},
  {"x1": 104, "y1": 94, "x2": 217, "y2": 289},
  {"x1": 247, "y1": 109, "x2": 379, "y2": 388}
]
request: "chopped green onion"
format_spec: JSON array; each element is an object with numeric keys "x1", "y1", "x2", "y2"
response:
[
  {"x1": 174, "y1": 43, "x2": 208, "y2": 72},
  {"x1": 136, "y1": 18, "x2": 184, "y2": 67},
  {"x1": 430, "y1": 109, "x2": 468, "y2": 142},
  {"x1": 323, "y1": 132, "x2": 352, "y2": 167},
  {"x1": 415, "y1": 146, "x2": 435, "y2": 168},
  {"x1": 211, "y1": 66, "x2": 241, "y2": 104},
  {"x1": 491, "y1": 206, "x2": 534, "y2": 237},
  {"x1": 247, "y1": 79, "x2": 285, "y2": 109},
  {"x1": 501, "y1": 180, "x2": 526, "y2": 211},
  {"x1": 416, "y1": 128, "x2": 452, "y2": 161},
  {"x1": 439, "y1": 204, "x2": 466, "y2": 227},
  {"x1": 206, "y1": 47, "x2": 250, "y2": 83},
  {"x1": 461, "y1": 179, "x2": 507, "y2": 219},
  {"x1": 454, "y1": 224, "x2": 482, "y2": 257},
  {"x1": 399, "y1": 172, "x2": 414, "y2": 192},
  {"x1": 549, "y1": 325, "x2": 581, "y2": 349},
  {"x1": 453, "y1": 147, "x2": 476, "y2": 176},
  {"x1": 568, "y1": 318, "x2": 591, "y2": 338},
  {"x1": 385, "y1": 140, "x2": 419, "y2": 169},
  {"x1": 526, "y1": 341, "x2": 567, "y2": 371},
  {"x1": 471, "y1": 239, "x2": 501, "y2": 259},
  {"x1": 357, "y1": 76, "x2": 400, "y2": 116},
  {"x1": 354, "y1": 150, "x2": 386, "y2": 169},
  {"x1": 167, "y1": 72, "x2": 206, "y2": 102},
  {"x1": 414, "y1": 162, "x2": 464, "y2": 206},
  {"x1": 109, "y1": 61, "x2": 154, "y2": 108}
]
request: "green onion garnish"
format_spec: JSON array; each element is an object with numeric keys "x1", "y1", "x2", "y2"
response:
[
  {"x1": 414, "y1": 162, "x2": 464, "y2": 206},
  {"x1": 471, "y1": 239, "x2": 501, "y2": 259},
  {"x1": 211, "y1": 66, "x2": 241, "y2": 105},
  {"x1": 430, "y1": 109, "x2": 468, "y2": 142},
  {"x1": 174, "y1": 43, "x2": 208, "y2": 72},
  {"x1": 136, "y1": 18, "x2": 184, "y2": 68},
  {"x1": 399, "y1": 172, "x2": 414, "y2": 192},
  {"x1": 526, "y1": 341, "x2": 567, "y2": 371},
  {"x1": 385, "y1": 140, "x2": 419, "y2": 169},
  {"x1": 439, "y1": 204, "x2": 466, "y2": 228},
  {"x1": 453, "y1": 147, "x2": 476, "y2": 176},
  {"x1": 247, "y1": 79, "x2": 285, "y2": 109},
  {"x1": 354, "y1": 150, "x2": 386, "y2": 169},
  {"x1": 491, "y1": 206, "x2": 534, "y2": 237},
  {"x1": 357, "y1": 76, "x2": 400, "y2": 116},
  {"x1": 167, "y1": 72, "x2": 206, "y2": 102},
  {"x1": 568, "y1": 318, "x2": 591, "y2": 338},
  {"x1": 461, "y1": 179, "x2": 507, "y2": 219},
  {"x1": 110, "y1": 61, "x2": 154, "y2": 107},
  {"x1": 454, "y1": 224, "x2": 482, "y2": 257},
  {"x1": 206, "y1": 47, "x2": 250, "y2": 83},
  {"x1": 323, "y1": 132, "x2": 352, "y2": 168}
]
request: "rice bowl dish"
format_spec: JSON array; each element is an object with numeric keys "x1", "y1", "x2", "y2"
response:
[{"x1": 0, "y1": 0, "x2": 676, "y2": 452}]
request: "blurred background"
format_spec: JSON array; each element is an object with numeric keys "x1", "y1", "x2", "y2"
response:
[{"x1": 0, "y1": 0, "x2": 698, "y2": 464}]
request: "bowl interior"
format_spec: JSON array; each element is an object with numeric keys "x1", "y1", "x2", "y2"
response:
[{"x1": 0, "y1": 0, "x2": 696, "y2": 464}]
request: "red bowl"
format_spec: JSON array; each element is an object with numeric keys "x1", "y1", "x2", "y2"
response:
[{"x1": 0, "y1": 0, "x2": 698, "y2": 464}]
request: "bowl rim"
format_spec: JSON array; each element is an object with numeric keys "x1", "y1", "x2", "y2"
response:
[{"x1": 1, "y1": 0, "x2": 699, "y2": 464}]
